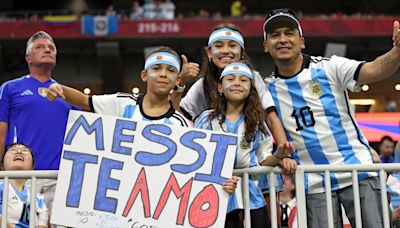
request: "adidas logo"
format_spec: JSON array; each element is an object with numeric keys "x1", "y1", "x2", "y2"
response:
[{"x1": 20, "y1": 89, "x2": 33, "y2": 96}]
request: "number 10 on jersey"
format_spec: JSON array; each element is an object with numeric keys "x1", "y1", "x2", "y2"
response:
[{"x1": 291, "y1": 106, "x2": 316, "y2": 131}]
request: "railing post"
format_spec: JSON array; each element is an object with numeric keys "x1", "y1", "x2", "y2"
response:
[
  {"x1": 269, "y1": 171, "x2": 277, "y2": 228},
  {"x1": 295, "y1": 168, "x2": 307, "y2": 227},
  {"x1": 243, "y1": 172, "x2": 251, "y2": 228},
  {"x1": 2, "y1": 177, "x2": 9, "y2": 228},
  {"x1": 352, "y1": 170, "x2": 362, "y2": 228},
  {"x1": 324, "y1": 170, "x2": 334, "y2": 228},
  {"x1": 29, "y1": 177, "x2": 37, "y2": 228},
  {"x1": 379, "y1": 170, "x2": 390, "y2": 228}
]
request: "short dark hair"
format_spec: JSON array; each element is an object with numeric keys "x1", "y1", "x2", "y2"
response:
[
  {"x1": 3, "y1": 142, "x2": 35, "y2": 168},
  {"x1": 379, "y1": 135, "x2": 394, "y2": 145}
]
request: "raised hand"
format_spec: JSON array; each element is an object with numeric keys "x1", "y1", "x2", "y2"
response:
[
  {"x1": 179, "y1": 54, "x2": 200, "y2": 84},
  {"x1": 275, "y1": 141, "x2": 295, "y2": 159},
  {"x1": 46, "y1": 83, "x2": 65, "y2": 101}
]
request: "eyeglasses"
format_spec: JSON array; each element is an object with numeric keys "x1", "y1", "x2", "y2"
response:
[
  {"x1": 265, "y1": 8, "x2": 298, "y2": 21},
  {"x1": 7, "y1": 147, "x2": 31, "y2": 155}
]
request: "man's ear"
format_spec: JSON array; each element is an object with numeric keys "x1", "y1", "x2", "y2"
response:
[
  {"x1": 140, "y1": 70, "x2": 147, "y2": 82},
  {"x1": 25, "y1": 54, "x2": 31, "y2": 65},
  {"x1": 263, "y1": 40, "x2": 269, "y2": 53},
  {"x1": 300, "y1": 36, "x2": 305, "y2": 49}
]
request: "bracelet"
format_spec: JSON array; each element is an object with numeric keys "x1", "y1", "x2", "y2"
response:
[
  {"x1": 283, "y1": 156, "x2": 295, "y2": 160},
  {"x1": 274, "y1": 153, "x2": 285, "y2": 160},
  {"x1": 173, "y1": 84, "x2": 186, "y2": 93},
  {"x1": 274, "y1": 154, "x2": 294, "y2": 160}
]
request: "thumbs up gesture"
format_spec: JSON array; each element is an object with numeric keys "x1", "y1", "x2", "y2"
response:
[{"x1": 179, "y1": 54, "x2": 200, "y2": 85}]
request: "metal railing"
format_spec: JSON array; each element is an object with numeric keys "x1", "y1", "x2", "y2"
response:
[
  {"x1": 233, "y1": 163, "x2": 400, "y2": 228},
  {"x1": 0, "y1": 171, "x2": 58, "y2": 228},
  {"x1": 1, "y1": 164, "x2": 399, "y2": 228}
]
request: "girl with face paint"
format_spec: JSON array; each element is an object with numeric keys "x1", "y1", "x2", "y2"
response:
[
  {"x1": 0, "y1": 143, "x2": 48, "y2": 228},
  {"x1": 195, "y1": 62, "x2": 297, "y2": 228},
  {"x1": 180, "y1": 24, "x2": 295, "y2": 168},
  {"x1": 46, "y1": 46, "x2": 192, "y2": 127}
]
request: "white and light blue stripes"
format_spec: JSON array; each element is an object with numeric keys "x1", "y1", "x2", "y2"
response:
[
  {"x1": 208, "y1": 28, "x2": 245, "y2": 48},
  {"x1": 267, "y1": 61, "x2": 376, "y2": 194},
  {"x1": 221, "y1": 62, "x2": 253, "y2": 80},
  {"x1": 144, "y1": 52, "x2": 181, "y2": 73}
]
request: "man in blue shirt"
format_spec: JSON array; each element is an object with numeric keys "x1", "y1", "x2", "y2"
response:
[{"x1": 0, "y1": 31, "x2": 75, "y2": 219}]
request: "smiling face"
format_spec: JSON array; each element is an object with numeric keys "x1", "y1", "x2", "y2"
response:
[
  {"x1": 25, "y1": 38, "x2": 57, "y2": 67},
  {"x1": 263, "y1": 21, "x2": 304, "y2": 64},
  {"x1": 218, "y1": 73, "x2": 251, "y2": 103},
  {"x1": 3, "y1": 144, "x2": 34, "y2": 171},
  {"x1": 207, "y1": 39, "x2": 242, "y2": 70},
  {"x1": 141, "y1": 63, "x2": 180, "y2": 96}
]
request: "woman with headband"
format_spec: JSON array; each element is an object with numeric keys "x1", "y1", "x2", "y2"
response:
[
  {"x1": 195, "y1": 62, "x2": 296, "y2": 228},
  {"x1": 179, "y1": 24, "x2": 294, "y2": 161},
  {"x1": 176, "y1": 24, "x2": 297, "y2": 226}
]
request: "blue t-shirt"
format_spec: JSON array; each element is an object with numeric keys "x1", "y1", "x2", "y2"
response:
[{"x1": 0, "y1": 75, "x2": 76, "y2": 170}]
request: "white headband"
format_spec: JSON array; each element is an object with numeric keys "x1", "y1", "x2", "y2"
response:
[
  {"x1": 144, "y1": 52, "x2": 181, "y2": 73},
  {"x1": 221, "y1": 62, "x2": 253, "y2": 79},
  {"x1": 208, "y1": 28, "x2": 245, "y2": 48}
]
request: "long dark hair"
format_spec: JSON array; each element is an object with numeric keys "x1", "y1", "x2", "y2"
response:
[
  {"x1": 207, "y1": 68, "x2": 268, "y2": 144},
  {"x1": 201, "y1": 23, "x2": 254, "y2": 109}
]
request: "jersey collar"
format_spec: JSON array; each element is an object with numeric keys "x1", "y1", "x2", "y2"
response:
[
  {"x1": 138, "y1": 93, "x2": 175, "y2": 120},
  {"x1": 272, "y1": 53, "x2": 311, "y2": 79}
]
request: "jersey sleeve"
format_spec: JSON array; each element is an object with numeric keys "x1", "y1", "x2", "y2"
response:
[
  {"x1": 0, "y1": 82, "x2": 11, "y2": 123},
  {"x1": 194, "y1": 110, "x2": 212, "y2": 130},
  {"x1": 180, "y1": 79, "x2": 207, "y2": 120},
  {"x1": 256, "y1": 127, "x2": 273, "y2": 163},
  {"x1": 90, "y1": 93, "x2": 121, "y2": 116},
  {"x1": 328, "y1": 55, "x2": 365, "y2": 92},
  {"x1": 253, "y1": 71, "x2": 275, "y2": 110},
  {"x1": 36, "y1": 194, "x2": 49, "y2": 227}
]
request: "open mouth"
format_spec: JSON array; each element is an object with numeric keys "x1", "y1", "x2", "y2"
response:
[{"x1": 13, "y1": 156, "x2": 24, "y2": 161}]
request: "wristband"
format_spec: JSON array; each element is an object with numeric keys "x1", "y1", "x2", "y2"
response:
[
  {"x1": 274, "y1": 153, "x2": 285, "y2": 160},
  {"x1": 174, "y1": 84, "x2": 186, "y2": 93}
]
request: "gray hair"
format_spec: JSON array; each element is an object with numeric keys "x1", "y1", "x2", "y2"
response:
[{"x1": 25, "y1": 31, "x2": 57, "y2": 55}]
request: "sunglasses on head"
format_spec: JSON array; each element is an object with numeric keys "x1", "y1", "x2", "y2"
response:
[{"x1": 266, "y1": 8, "x2": 298, "y2": 20}]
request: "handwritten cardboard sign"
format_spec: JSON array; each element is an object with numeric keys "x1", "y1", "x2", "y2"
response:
[{"x1": 51, "y1": 111, "x2": 237, "y2": 227}]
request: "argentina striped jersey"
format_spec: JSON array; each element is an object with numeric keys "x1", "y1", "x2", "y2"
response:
[
  {"x1": 265, "y1": 54, "x2": 376, "y2": 194},
  {"x1": 195, "y1": 109, "x2": 272, "y2": 212}
]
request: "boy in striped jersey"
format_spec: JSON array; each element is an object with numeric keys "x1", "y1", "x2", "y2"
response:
[
  {"x1": 46, "y1": 46, "x2": 191, "y2": 127},
  {"x1": 262, "y1": 8, "x2": 400, "y2": 228}
]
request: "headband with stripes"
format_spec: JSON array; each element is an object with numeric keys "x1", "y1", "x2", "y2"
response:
[
  {"x1": 144, "y1": 52, "x2": 181, "y2": 73},
  {"x1": 208, "y1": 28, "x2": 245, "y2": 48},
  {"x1": 221, "y1": 62, "x2": 253, "y2": 79}
]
